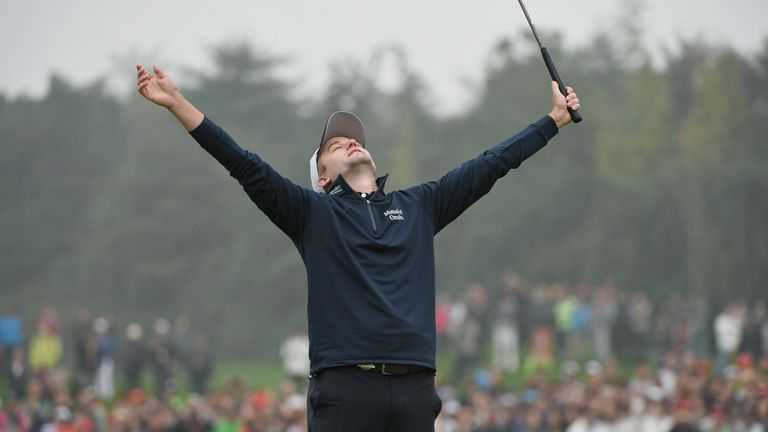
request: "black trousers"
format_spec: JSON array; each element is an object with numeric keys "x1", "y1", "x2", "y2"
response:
[{"x1": 307, "y1": 366, "x2": 442, "y2": 432}]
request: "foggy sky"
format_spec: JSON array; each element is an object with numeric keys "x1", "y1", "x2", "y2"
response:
[{"x1": 2, "y1": 0, "x2": 766, "y2": 114}]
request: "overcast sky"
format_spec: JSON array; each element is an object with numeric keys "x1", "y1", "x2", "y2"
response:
[{"x1": 2, "y1": 0, "x2": 766, "y2": 114}]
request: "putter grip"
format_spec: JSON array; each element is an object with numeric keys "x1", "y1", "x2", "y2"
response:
[{"x1": 541, "y1": 47, "x2": 582, "y2": 123}]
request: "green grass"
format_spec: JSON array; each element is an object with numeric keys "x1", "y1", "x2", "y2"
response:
[
  {"x1": 212, "y1": 360, "x2": 286, "y2": 391},
  {"x1": 103, "y1": 361, "x2": 288, "y2": 398}
]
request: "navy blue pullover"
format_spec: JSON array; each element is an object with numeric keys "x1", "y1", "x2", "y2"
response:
[{"x1": 190, "y1": 115, "x2": 558, "y2": 373}]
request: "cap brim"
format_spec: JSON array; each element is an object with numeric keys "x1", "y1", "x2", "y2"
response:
[{"x1": 319, "y1": 111, "x2": 366, "y2": 153}]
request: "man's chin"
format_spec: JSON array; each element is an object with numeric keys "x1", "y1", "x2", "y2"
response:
[
  {"x1": 348, "y1": 153, "x2": 372, "y2": 164},
  {"x1": 345, "y1": 156, "x2": 375, "y2": 172}
]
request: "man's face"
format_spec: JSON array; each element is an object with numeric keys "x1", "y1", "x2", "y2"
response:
[{"x1": 316, "y1": 136, "x2": 376, "y2": 190}]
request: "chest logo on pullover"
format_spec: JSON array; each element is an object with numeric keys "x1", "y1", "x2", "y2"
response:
[{"x1": 384, "y1": 209, "x2": 405, "y2": 221}]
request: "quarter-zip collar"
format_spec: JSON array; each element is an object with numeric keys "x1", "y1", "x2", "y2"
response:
[{"x1": 327, "y1": 174, "x2": 390, "y2": 201}]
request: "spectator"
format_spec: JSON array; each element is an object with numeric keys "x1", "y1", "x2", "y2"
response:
[
  {"x1": 591, "y1": 280, "x2": 619, "y2": 363},
  {"x1": 568, "y1": 283, "x2": 592, "y2": 361},
  {"x1": 72, "y1": 310, "x2": 99, "y2": 392},
  {"x1": 123, "y1": 322, "x2": 146, "y2": 392},
  {"x1": 454, "y1": 282, "x2": 488, "y2": 381},
  {"x1": 638, "y1": 396, "x2": 673, "y2": 432},
  {"x1": 29, "y1": 319, "x2": 62, "y2": 380},
  {"x1": 177, "y1": 393, "x2": 214, "y2": 431},
  {"x1": 279, "y1": 332, "x2": 309, "y2": 391},
  {"x1": 626, "y1": 292, "x2": 653, "y2": 348},
  {"x1": 763, "y1": 315, "x2": 768, "y2": 360},
  {"x1": 26, "y1": 378, "x2": 53, "y2": 431},
  {"x1": 93, "y1": 315, "x2": 116, "y2": 400},
  {"x1": 41, "y1": 405, "x2": 77, "y2": 432},
  {"x1": 520, "y1": 284, "x2": 556, "y2": 378},
  {"x1": 75, "y1": 386, "x2": 105, "y2": 431},
  {"x1": 189, "y1": 334, "x2": 214, "y2": 395},
  {"x1": 278, "y1": 380, "x2": 307, "y2": 432},
  {"x1": 1, "y1": 397, "x2": 32, "y2": 430},
  {"x1": 504, "y1": 271, "x2": 531, "y2": 348},
  {"x1": 742, "y1": 301, "x2": 766, "y2": 362},
  {"x1": 0, "y1": 304, "x2": 23, "y2": 365},
  {"x1": 491, "y1": 283, "x2": 522, "y2": 373},
  {"x1": 149, "y1": 318, "x2": 175, "y2": 396},
  {"x1": 714, "y1": 304, "x2": 744, "y2": 375},
  {"x1": 554, "y1": 283, "x2": 578, "y2": 359},
  {"x1": 527, "y1": 285, "x2": 555, "y2": 341},
  {"x1": 213, "y1": 395, "x2": 242, "y2": 432},
  {"x1": 435, "y1": 294, "x2": 452, "y2": 348},
  {"x1": 688, "y1": 293, "x2": 710, "y2": 357},
  {"x1": 7, "y1": 347, "x2": 28, "y2": 399},
  {"x1": 0, "y1": 403, "x2": 8, "y2": 430},
  {"x1": 521, "y1": 327, "x2": 556, "y2": 378},
  {"x1": 752, "y1": 394, "x2": 768, "y2": 431},
  {"x1": 173, "y1": 316, "x2": 194, "y2": 372}
]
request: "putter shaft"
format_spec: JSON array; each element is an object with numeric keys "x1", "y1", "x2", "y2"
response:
[{"x1": 517, "y1": 0, "x2": 544, "y2": 50}]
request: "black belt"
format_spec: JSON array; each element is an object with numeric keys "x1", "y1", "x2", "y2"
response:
[{"x1": 354, "y1": 363, "x2": 430, "y2": 376}]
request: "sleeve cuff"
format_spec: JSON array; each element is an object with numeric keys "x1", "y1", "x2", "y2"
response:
[
  {"x1": 535, "y1": 115, "x2": 559, "y2": 141},
  {"x1": 189, "y1": 117, "x2": 221, "y2": 145}
]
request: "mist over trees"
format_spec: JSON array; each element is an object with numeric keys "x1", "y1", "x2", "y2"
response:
[{"x1": 2, "y1": 24, "x2": 766, "y2": 359}]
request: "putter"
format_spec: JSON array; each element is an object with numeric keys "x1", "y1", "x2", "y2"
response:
[{"x1": 517, "y1": 0, "x2": 582, "y2": 123}]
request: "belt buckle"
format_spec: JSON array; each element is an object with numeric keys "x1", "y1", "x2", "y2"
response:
[{"x1": 381, "y1": 364, "x2": 391, "y2": 375}]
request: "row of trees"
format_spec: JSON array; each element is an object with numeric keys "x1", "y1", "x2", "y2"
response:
[{"x1": 1, "y1": 20, "x2": 766, "y2": 358}]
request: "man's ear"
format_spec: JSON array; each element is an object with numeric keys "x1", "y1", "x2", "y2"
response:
[{"x1": 318, "y1": 175, "x2": 330, "y2": 190}]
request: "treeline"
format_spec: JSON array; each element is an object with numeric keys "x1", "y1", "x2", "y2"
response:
[{"x1": 1, "y1": 27, "x2": 766, "y2": 359}]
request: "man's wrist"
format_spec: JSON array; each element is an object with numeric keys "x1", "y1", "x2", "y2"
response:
[
  {"x1": 167, "y1": 94, "x2": 204, "y2": 132},
  {"x1": 548, "y1": 111, "x2": 569, "y2": 129},
  {"x1": 165, "y1": 91, "x2": 186, "y2": 111}
]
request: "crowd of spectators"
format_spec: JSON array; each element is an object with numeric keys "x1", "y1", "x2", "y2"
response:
[
  {"x1": 434, "y1": 350, "x2": 768, "y2": 431},
  {"x1": 440, "y1": 273, "x2": 767, "y2": 381},
  {"x1": 434, "y1": 273, "x2": 768, "y2": 430},
  {"x1": 0, "y1": 272, "x2": 767, "y2": 431},
  {"x1": 0, "y1": 307, "x2": 215, "y2": 430}
]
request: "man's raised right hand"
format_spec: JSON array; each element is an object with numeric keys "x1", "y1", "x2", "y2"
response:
[{"x1": 136, "y1": 64, "x2": 180, "y2": 109}]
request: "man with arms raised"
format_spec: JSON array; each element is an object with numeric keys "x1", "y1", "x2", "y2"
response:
[{"x1": 136, "y1": 63, "x2": 580, "y2": 431}]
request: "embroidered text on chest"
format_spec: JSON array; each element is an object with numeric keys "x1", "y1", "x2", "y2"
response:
[{"x1": 384, "y1": 209, "x2": 405, "y2": 221}]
